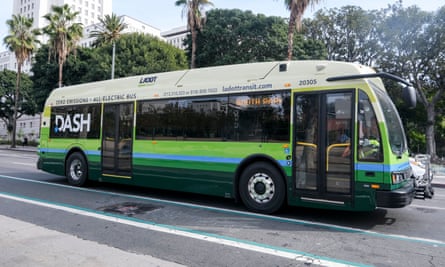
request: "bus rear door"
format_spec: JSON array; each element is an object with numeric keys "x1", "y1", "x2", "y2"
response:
[
  {"x1": 293, "y1": 91, "x2": 354, "y2": 207},
  {"x1": 101, "y1": 103, "x2": 134, "y2": 178}
]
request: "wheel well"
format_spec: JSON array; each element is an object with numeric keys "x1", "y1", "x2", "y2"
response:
[
  {"x1": 65, "y1": 148, "x2": 88, "y2": 176},
  {"x1": 233, "y1": 154, "x2": 287, "y2": 202}
]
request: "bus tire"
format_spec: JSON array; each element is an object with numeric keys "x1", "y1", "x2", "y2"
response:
[
  {"x1": 239, "y1": 162, "x2": 285, "y2": 214},
  {"x1": 66, "y1": 152, "x2": 88, "y2": 186}
]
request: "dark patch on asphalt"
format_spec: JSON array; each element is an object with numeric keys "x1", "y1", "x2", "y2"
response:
[{"x1": 98, "y1": 202, "x2": 161, "y2": 216}]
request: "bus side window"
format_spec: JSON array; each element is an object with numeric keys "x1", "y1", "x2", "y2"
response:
[{"x1": 357, "y1": 91, "x2": 382, "y2": 162}]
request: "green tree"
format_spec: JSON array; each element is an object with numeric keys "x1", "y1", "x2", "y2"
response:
[
  {"x1": 378, "y1": 4, "x2": 445, "y2": 159},
  {"x1": 32, "y1": 44, "x2": 103, "y2": 110},
  {"x1": 43, "y1": 4, "x2": 83, "y2": 88},
  {"x1": 90, "y1": 13, "x2": 128, "y2": 79},
  {"x1": 3, "y1": 15, "x2": 40, "y2": 148},
  {"x1": 303, "y1": 3, "x2": 445, "y2": 157},
  {"x1": 32, "y1": 34, "x2": 188, "y2": 109},
  {"x1": 191, "y1": 9, "x2": 325, "y2": 67},
  {"x1": 106, "y1": 33, "x2": 188, "y2": 77},
  {"x1": 175, "y1": 0, "x2": 214, "y2": 68},
  {"x1": 31, "y1": 44, "x2": 59, "y2": 110},
  {"x1": 436, "y1": 109, "x2": 445, "y2": 156},
  {"x1": 283, "y1": 0, "x2": 320, "y2": 60},
  {"x1": 304, "y1": 6, "x2": 380, "y2": 65},
  {"x1": 411, "y1": 6, "x2": 445, "y2": 159},
  {"x1": 0, "y1": 70, "x2": 36, "y2": 143}
]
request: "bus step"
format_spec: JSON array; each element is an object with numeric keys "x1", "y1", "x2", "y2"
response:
[{"x1": 414, "y1": 186, "x2": 434, "y2": 199}]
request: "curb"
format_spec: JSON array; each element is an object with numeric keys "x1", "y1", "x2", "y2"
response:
[
  {"x1": 432, "y1": 182, "x2": 445, "y2": 189},
  {"x1": 0, "y1": 146, "x2": 37, "y2": 153}
]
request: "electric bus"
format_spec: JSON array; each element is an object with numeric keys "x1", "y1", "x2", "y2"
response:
[{"x1": 37, "y1": 60, "x2": 416, "y2": 213}]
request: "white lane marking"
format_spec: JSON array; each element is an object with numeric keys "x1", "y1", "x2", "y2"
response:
[
  {"x1": 410, "y1": 204, "x2": 445, "y2": 211},
  {"x1": 0, "y1": 192, "x2": 367, "y2": 267},
  {"x1": 12, "y1": 162, "x2": 35, "y2": 167}
]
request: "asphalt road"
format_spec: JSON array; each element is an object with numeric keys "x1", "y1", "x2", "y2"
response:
[{"x1": 0, "y1": 147, "x2": 444, "y2": 267}]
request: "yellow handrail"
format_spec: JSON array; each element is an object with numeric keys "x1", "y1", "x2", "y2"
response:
[
  {"x1": 296, "y1": 142, "x2": 350, "y2": 171},
  {"x1": 296, "y1": 141, "x2": 317, "y2": 148},
  {"x1": 326, "y1": 143, "x2": 350, "y2": 171}
]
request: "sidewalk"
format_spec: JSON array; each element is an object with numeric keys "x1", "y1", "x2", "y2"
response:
[
  {"x1": 0, "y1": 144, "x2": 38, "y2": 153},
  {"x1": 0, "y1": 215, "x2": 185, "y2": 267},
  {"x1": 432, "y1": 175, "x2": 445, "y2": 188}
]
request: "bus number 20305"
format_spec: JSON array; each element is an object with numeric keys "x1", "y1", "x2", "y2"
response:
[{"x1": 298, "y1": 79, "x2": 317, "y2": 86}]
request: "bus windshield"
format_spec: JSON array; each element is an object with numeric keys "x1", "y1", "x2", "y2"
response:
[{"x1": 371, "y1": 82, "x2": 407, "y2": 156}]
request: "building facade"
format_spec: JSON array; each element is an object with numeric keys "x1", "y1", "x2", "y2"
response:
[
  {"x1": 13, "y1": 0, "x2": 112, "y2": 32},
  {"x1": 1, "y1": 0, "x2": 113, "y2": 72},
  {"x1": 161, "y1": 26, "x2": 188, "y2": 50},
  {"x1": 0, "y1": 114, "x2": 42, "y2": 142}
]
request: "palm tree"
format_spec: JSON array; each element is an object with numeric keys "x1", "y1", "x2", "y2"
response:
[
  {"x1": 90, "y1": 13, "x2": 127, "y2": 79},
  {"x1": 3, "y1": 15, "x2": 40, "y2": 148},
  {"x1": 284, "y1": 0, "x2": 320, "y2": 60},
  {"x1": 175, "y1": 0, "x2": 214, "y2": 69},
  {"x1": 43, "y1": 4, "x2": 83, "y2": 88}
]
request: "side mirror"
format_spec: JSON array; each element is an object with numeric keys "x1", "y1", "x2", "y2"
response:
[{"x1": 402, "y1": 86, "x2": 416, "y2": 109}]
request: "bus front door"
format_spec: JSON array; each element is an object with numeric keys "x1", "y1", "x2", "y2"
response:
[
  {"x1": 293, "y1": 91, "x2": 354, "y2": 207},
  {"x1": 101, "y1": 103, "x2": 134, "y2": 178}
]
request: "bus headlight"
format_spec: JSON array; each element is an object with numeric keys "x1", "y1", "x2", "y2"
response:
[{"x1": 391, "y1": 172, "x2": 405, "y2": 184}]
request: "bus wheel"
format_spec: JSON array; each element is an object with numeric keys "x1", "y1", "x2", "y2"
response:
[
  {"x1": 66, "y1": 152, "x2": 88, "y2": 186},
  {"x1": 239, "y1": 162, "x2": 285, "y2": 214}
]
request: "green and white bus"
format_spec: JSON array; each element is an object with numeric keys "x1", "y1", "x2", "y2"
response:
[{"x1": 37, "y1": 60, "x2": 416, "y2": 213}]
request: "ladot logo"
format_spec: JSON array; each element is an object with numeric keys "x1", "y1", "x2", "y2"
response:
[
  {"x1": 138, "y1": 75, "x2": 157, "y2": 86},
  {"x1": 54, "y1": 114, "x2": 91, "y2": 133}
]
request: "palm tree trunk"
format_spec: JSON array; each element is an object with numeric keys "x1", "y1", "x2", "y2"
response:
[
  {"x1": 58, "y1": 60, "x2": 63, "y2": 88},
  {"x1": 111, "y1": 42, "x2": 116, "y2": 79},
  {"x1": 58, "y1": 41, "x2": 66, "y2": 88},
  {"x1": 287, "y1": 26, "x2": 295, "y2": 60},
  {"x1": 190, "y1": 28, "x2": 197, "y2": 69},
  {"x1": 287, "y1": 8, "x2": 298, "y2": 60},
  {"x1": 426, "y1": 104, "x2": 437, "y2": 160},
  {"x1": 11, "y1": 65, "x2": 21, "y2": 148}
]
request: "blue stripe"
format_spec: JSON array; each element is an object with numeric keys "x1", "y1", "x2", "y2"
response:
[
  {"x1": 356, "y1": 161, "x2": 410, "y2": 172},
  {"x1": 384, "y1": 161, "x2": 410, "y2": 172},
  {"x1": 40, "y1": 149, "x2": 288, "y2": 167},
  {"x1": 39, "y1": 148, "x2": 100, "y2": 156},
  {"x1": 40, "y1": 148, "x2": 408, "y2": 171},
  {"x1": 134, "y1": 152, "x2": 289, "y2": 167},
  {"x1": 355, "y1": 163, "x2": 383, "y2": 172},
  {"x1": 39, "y1": 148, "x2": 66, "y2": 154}
]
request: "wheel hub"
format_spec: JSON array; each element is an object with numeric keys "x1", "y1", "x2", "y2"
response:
[
  {"x1": 69, "y1": 159, "x2": 83, "y2": 181},
  {"x1": 254, "y1": 182, "x2": 266, "y2": 195},
  {"x1": 247, "y1": 172, "x2": 275, "y2": 204}
]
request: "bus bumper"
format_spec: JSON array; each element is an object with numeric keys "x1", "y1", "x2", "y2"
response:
[{"x1": 375, "y1": 181, "x2": 415, "y2": 208}]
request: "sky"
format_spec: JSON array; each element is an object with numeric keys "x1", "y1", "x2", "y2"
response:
[{"x1": 0, "y1": 0, "x2": 444, "y2": 45}]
